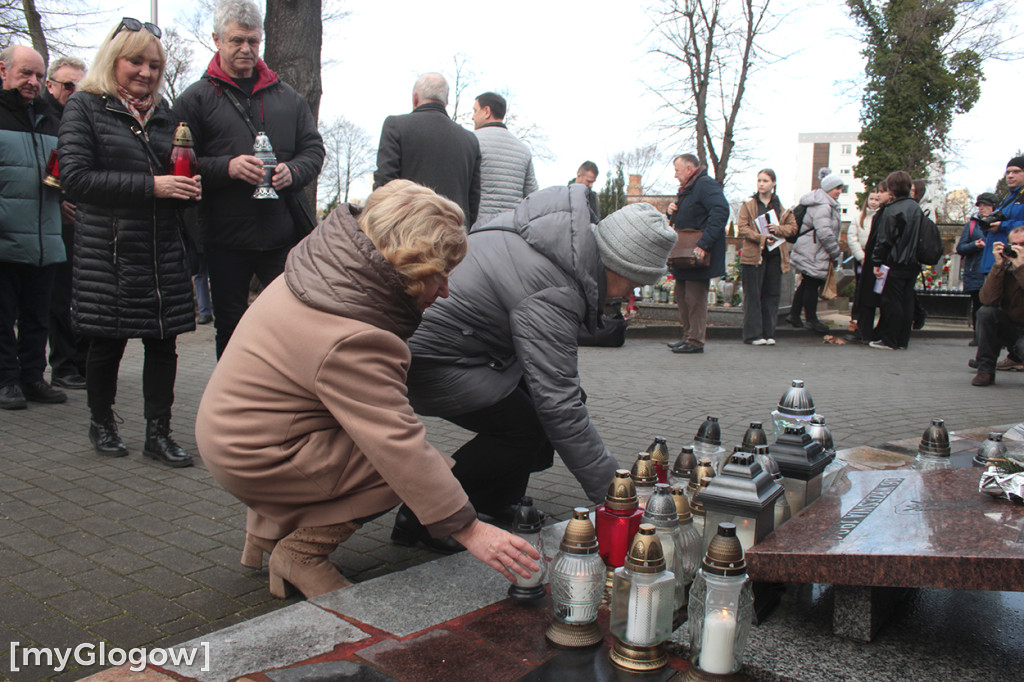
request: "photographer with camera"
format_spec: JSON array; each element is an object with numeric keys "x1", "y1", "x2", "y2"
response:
[
  {"x1": 980, "y1": 158, "x2": 1024, "y2": 274},
  {"x1": 971, "y1": 226, "x2": 1024, "y2": 386},
  {"x1": 958, "y1": 192, "x2": 999, "y2": 342}
]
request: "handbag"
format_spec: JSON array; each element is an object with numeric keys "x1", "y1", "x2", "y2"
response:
[
  {"x1": 668, "y1": 228, "x2": 710, "y2": 268},
  {"x1": 820, "y1": 262, "x2": 838, "y2": 300}
]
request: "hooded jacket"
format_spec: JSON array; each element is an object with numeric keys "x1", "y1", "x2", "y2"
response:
[
  {"x1": 195, "y1": 204, "x2": 475, "y2": 540},
  {"x1": 172, "y1": 56, "x2": 325, "y2": 250},
  {"x1": 789, "y1": 188, "x2": 841, "y2": 280},
  {"x1": 406, "y1": 185, "x2": 618, "y2": 504},
  {"x1": 0, "y1": 89, "x2": 63, "y2": 267},
  {"x1": 59, "y1": 92, "x2": 194, "y2": 339}
]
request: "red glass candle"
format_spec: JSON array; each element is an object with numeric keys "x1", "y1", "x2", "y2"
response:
[
  {"x1": 43, "y1": 149, "x2": 61, "y2": 188},
  {"x1": 595, "y1": 470, "x2": 643, "y2": 569},
  {"x1": 168, "y1": 122, "x2": 198, "y2": 177}
]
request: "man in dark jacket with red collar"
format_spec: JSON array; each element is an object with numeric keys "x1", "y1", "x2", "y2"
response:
[
  {"x1": 173, "y1": 0, "x2": 325, "y2": 358},
  {"x1": 373, "y1": 73, "x2": 481, "y2": 228}
]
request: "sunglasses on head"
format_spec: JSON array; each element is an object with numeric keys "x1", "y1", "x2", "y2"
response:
[{"x1": 113, "y1": 17, "x2": 162, "y2": 40}]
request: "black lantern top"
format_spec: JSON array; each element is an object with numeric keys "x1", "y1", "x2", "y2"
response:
[
  {"x1": 741, "y1": 421, "x2": 768, "y2": 450},
  {"x1": 772, "y1": 425, "x2": 829, "y2": 480},
  {"x1": 604, "y1": 469, "x2": 639, "y2": 511},
  {"x1": 702, "y1": 523, "x2": 746, "y2": 576},
  {"x1": 777, "y1": 379, "x2": 815, "y2": 417},
  {"x1": 560, "y1": 507, "x2": 599, "y2": 554},
  {"x1": 624, "y1": 524, "x2": 666, "y2": 574},
  {"x1": 512, "y1": 496, "x2": 544, "y2": 533},
  {"x1": 695, "y1": 416, "x2": 722, "y2": 445},
  {"x1": 696, "y1": 451, "x2": 783, "y2": 517},
  {"x1": 918, "y1": 418, "x2": 951, "y2": 457},
  {"x1": 672, "y1": 445, "x2": 698, "y2": 479}
]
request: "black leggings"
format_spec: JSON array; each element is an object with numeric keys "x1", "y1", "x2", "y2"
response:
[
  {"x1": 87, "y1": 336, "x2": 177, "y2": 421},
  {"x1": 791, "y1": 275, "x2": 824, "y2": 323}
]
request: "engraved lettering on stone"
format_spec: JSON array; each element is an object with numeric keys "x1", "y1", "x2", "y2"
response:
[{"x1": 834, "y1": 478, "x2": 904, "y2": 541}]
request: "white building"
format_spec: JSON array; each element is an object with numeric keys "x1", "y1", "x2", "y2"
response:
[{"x1": 794, "y1": 132, "x2": 865, "y2": 224}]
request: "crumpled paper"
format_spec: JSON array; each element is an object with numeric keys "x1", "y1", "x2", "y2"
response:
[{"x1": 979, "y1": 467, "x2": 1024, "y2": 503}]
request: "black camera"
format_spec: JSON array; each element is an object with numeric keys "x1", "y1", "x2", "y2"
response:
[
  {"x1": 1005, "y1": 245, "x2": 1019, "y2": 260},
  {"x1": 979, "y1": 209, "x2": 1008, "y2": 227}
]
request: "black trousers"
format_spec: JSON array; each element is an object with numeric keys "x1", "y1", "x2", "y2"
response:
[
  {"x1": 207, "y1": 247, "x2": 289, "y2": 359},
  {"x1": 48, "y1": 258, "x2": 88, "y2": 378},
  {"x1": 877, "y1": 274, "x2": 916, "y2": 348},
  {"x1": 0, "y1": 263, "x2": 56, "y2": 387},
  {"x1": 87, "y1": 336, "x2": 177, "y2": 421},
  {"x1": 974, "y1": 306, "x2": 1024, "y2": 374},
  {"x1": 741, "y1": 250, "x2": 782, "y2": 341},
  {"x1": 790, "y1": 274, "x2": 824, "y2": 323},
  {"x1": 444, "y1": 383, "x2": 555, "y2": 514}
]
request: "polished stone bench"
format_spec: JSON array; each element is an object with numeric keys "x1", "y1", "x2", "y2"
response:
[{"x1": 745, "y1": 467, "x2": 1024, "y2": 641}]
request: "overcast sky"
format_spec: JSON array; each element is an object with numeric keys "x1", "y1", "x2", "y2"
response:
[{"x1": 88, "y1": 1, "x2": 1021, "y2": 207}]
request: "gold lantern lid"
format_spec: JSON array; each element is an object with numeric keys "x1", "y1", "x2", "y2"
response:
[
  {"x1": 670, "y1": 485, "x2": 693, "y2": 524},
  {"x1": 647, "y1": 436, "x2": 669, "y2": 469},
  {"x1": 172, "y1": 122, "x2": 194, "y2": 147},
  {"x1": 624, "y1": 524, "x2": 666, "y2": 574},
  {"x1": 702, "y1": 522, "x2": 747, "y2": 576},
  {"x1": 690, "y1": 476, "x2": 711, "y2": 517},
  {"x1": 604, "y1": 469, "x2": 639, "y2": 511},
  {"x1": 688, "y1": 457, "x2": 716, "y2": 490},
  {"x1": 560, "y1": 507, "x2": 599, "y2": 554},
  {"x1": 630, "y1": 453, "x2": 658, "y2": 486}
]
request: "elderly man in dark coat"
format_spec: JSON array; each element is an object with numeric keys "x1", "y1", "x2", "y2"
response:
[
  {"x1": 666, "y1": 153, "x2": 730, "y2": 354},
  {"x1": 374, "y1": 73, "x2": 481, "y2": 228}
]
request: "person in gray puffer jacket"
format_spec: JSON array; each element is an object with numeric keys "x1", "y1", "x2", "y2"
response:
[
  {"x1": 787, "y1": 169, "x2": 844, "y2": 334},
  {"x1": 399, "y1": 185, "x2": 675, "y2": 548},
  {"x1": 472, "y1": 92, "x2": 537, "y2": 223}
]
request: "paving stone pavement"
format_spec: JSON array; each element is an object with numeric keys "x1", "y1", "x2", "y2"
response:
[{"x1": 1, "y1": 320, "x2": 1019, "y2": 681}]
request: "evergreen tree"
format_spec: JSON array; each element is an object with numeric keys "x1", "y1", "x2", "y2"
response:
[
  {"x1": 847, "y1": 0, "x2": 983, "y2": 191},
  {"x1": 599, "y1": 163, "x2": 626, "y2": 218}
]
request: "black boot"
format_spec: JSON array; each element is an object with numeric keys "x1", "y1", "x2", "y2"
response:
[
  {"x1": 89, "y1": 414, "x2": 129, "y2": 457},
  {"x1": 390, "y1": 504, "x2": 464, "y2": 554},
  {"x1": 143, "y1": 418, "x2": 193, "y2": 468}
]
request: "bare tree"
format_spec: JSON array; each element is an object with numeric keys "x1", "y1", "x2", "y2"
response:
[
  {"x1": 611, "y1": 144, "x2": 665, "y2": 194},
  {"x1": 445, "y1": 53, "x2": 478, "y2": 125},
  {"x1": 647, "y1": 0, "x2": 778, "y2": 189},
  {"x1": 161, "y1": 27, "x2": 195, "y2": 105},
  {"x1": 0, "y1": 0, "x2": 110, "y2": 64},
  {"x1": 318, "y1": 116, "x2": 376, "y2": 209}
]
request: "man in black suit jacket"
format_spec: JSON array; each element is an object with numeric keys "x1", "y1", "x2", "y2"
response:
[{"x1": 373, "y1": 73, "x2": 481, "y2": 227}]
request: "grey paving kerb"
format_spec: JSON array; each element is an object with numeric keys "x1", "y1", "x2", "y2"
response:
[{"x1": 1, "y1": 322, "x2": 1022, "y2": 680}]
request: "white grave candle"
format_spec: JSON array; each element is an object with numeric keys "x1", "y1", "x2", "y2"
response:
[{"x1": 699, "y1": 609, "x2": 737, "y2": 674}]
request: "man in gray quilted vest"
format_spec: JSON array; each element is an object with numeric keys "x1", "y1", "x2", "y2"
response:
[{"x1": 471, "y1": 92, "x2": 537, "y2": 225}]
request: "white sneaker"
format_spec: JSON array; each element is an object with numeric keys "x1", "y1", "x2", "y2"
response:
[
  {"x1": 765, "y1": 338, "x2": 776, "y2": 346},
  {"x1": 752, "y1": 338, "x2": 768, "y2": 346},
  {"x1": 868, "y1": 340, "x2": 894, "y2": 350}
]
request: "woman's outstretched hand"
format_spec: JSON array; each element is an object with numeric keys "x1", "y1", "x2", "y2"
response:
[{"x1": 452, "y1": 519, "x2": 541, "y2": 583}]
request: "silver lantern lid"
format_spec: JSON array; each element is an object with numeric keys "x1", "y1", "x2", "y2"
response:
[
  {"x1": 918, "y1": 418, "x2": 951, "y2": 457},
  {"x1": 777, "y1": 379, "x2": 815, "y2": 417}
]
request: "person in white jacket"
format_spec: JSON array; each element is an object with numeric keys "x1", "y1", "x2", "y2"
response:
[{"x1": 847, "y1": 190, "x2": 880, "y2": 333}]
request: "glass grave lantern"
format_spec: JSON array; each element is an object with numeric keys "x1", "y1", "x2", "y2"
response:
[
  {"x1": 693, "y1": 416, "x2": 726, "y2": 471},
  {"x1": 686, "y1": 457, "x2": 716, "y2": 503},
  {"x1": 630, "y1": 452, "x2": 658, "y2": 509},
  {"x1": 608, "y1": 524, "x2": 675, "y2": 672},
  {"x1": 916, "y1": 418, "x2": 952, "y2": 471},
  {"x1": 687, "y1": 523, "x2": 754, "y2": 679},
  {"x1": 546, "y1": 508, "x2": 605, "y2": 648},
  {"x1": 508, "y1": 496, "x2": 547, "y2": 600},
  {"x1": 974, "y1": 432, "x2": 1007, "y2": 468},
  {"x1": 772, "y1": 425, "x2": 829, "y2": 514},
  {"x1": 252, "y1": 131, "x2": 280, "y2": 199},
  {"x1": 596, "y1": 469, "x2": 644, "y2": 590},
  {"x1": 697, "y1": 451, "x2": 782, "y2": 553},
  {"x1": 642, "y1": 484, "x2": 693, "y2": 611},
  {"x1": 770, "y1": 379, "x2": 819, "y2": 439},
  {"x1": 741, "y1": 421, "x2": 769, "y2": 451},
  {"x1": 168, "y1": 122, "x2": 198, "y2": 177},
  {"x1": 752, "y1": 444, "x2": 791, "y2": 528},
  {"x1": 43, "y1": 149, "x2": 61, "y2": 188},
  {"x1": 646, "y1": 436, "x2": 670, "y2": 484},
  {"x1": 670, "y1": 486, "x2": 703, "y2": 591},
  {"x1": 670, "y1": 445, "x2": 697, "y2": 488},
  {"x1": 689, "y1": 475, "x2": 711, "y2": 537},
  {"x1": 806, "y1": 415, "x2": 837, "y2": 462}
]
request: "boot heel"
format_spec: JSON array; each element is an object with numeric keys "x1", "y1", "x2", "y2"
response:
[
  {"x1": 268, "y1": 570, "x2": 291, "y2": 599},
  {"x1": 241, "y1": 534, "x2": 276, "y2": 569}
]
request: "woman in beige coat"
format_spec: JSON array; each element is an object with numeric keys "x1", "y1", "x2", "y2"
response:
[
  {"x1": 195, "y1": 180, "x2": 539, "y2": 599},
  {"x1": 735, "y1": 169, "x2": 798, "y2": 344}
]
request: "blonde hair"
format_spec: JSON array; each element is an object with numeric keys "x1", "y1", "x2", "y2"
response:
[
  {"x1": 358, "y1": 180, "x2": 467, "y2": 299},
  {"x1": 78, "y1": 25, "x2": 165, "y2": 103}
]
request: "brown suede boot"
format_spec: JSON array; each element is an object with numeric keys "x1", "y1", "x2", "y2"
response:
[
  {"x1": 241, "y1": 533, "x2": 277, "y2": 569},
  {"x1": 267, "y1": 522, "x2": 361, "y2": 599}
]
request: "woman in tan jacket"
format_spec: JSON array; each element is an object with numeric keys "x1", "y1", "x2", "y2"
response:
[
  {"x1": 736, "y1": 169, "x2": 798, "y2": 344},
  {"x1": 195, "y1": 180, "x2": 539, "y2": 599}
]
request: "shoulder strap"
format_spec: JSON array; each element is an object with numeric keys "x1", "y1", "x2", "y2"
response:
[
  {"x1": 215, "y1": 79, "x2": 260, "y2": 138},
  {"x1": 129, "y1": 123, "x2": 164, "y2": 174}
]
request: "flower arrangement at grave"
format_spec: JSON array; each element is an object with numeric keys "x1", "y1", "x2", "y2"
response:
[{"x1": 979, "y1": 451, "x2": 1024, "y2": 503}]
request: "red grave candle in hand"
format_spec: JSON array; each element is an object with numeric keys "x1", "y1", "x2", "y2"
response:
[{"x1": 168, "y1": 122, "x2": 198, "y2": 177}]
